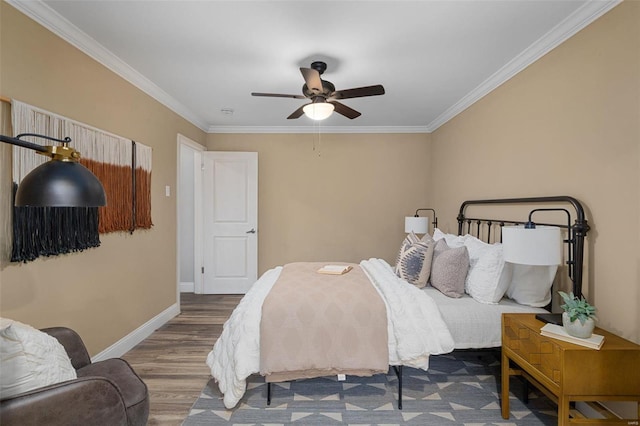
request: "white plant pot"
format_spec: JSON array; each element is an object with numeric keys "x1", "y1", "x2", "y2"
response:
[{"x1": 562, "y1": 312, "x2": 595, "y2": 338}]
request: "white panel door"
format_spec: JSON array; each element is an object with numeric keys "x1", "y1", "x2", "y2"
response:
[{"x1": 203, "y1": 152, "x2": 258, "y2": 294}]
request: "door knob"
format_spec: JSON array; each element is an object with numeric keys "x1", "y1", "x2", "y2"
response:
[{"x1": 246, "y1": 228, "x2": 256, "y2": 234}]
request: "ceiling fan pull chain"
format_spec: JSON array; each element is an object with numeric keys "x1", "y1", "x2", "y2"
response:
[{"x1": 313, "y1": 121, "x2": 322, "y2": 157}]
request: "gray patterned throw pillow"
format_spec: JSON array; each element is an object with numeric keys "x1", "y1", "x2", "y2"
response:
[
  {"x1": 394, "y1": 232, "x2": 421, "y2": 268},
  {"x1": 395, "y1": 233, "x2": 435, "y2": 288}
]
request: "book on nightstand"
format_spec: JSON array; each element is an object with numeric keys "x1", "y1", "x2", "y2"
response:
[
  {"x1": 540, "y1": 323, "x2": 605, "y2": 350},
  {"x1": 317, "y1": 265, "x2": 353, "y2": 275}
]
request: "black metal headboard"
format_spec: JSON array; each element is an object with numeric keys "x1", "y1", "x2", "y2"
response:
[{"x1": 456, "y1": 196, "x2": 590, "y2": 301}]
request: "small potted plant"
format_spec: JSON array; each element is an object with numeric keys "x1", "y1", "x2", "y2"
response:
[{"x1": 559, "y1": 291, "x2": 597, "y2": 338}]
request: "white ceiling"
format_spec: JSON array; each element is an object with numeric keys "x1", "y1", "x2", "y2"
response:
[{"x1": 11, "y1": 0, "x2": 619, "y2": 133}]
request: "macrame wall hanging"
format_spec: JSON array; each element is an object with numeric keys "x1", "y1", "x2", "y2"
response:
[{"x1": 9, "y1": 99, "x2": 153, "y2": 262}]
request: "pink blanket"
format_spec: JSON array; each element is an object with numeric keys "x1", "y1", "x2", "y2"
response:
[{"x1": 259, "y1": 262, "x2": 389, "y2": 382}]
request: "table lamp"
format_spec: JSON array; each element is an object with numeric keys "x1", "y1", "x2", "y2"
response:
[
  {"x1": 502, "y1": 224, "x2": 563, "y2": 324},
  {"x1": 405, "y1": 208, "x2": 437, "y2": 235}
]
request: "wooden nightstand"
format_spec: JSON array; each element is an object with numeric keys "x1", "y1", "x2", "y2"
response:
[{"x1": 501, "y1": 313, "x2": 640, "y2": 425}]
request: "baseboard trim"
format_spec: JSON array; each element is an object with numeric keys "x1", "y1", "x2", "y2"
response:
[
  {"x1": 180, "y1": 281, "x2": 195, "y2": 293},
  {"x1": 92, "y1": 303, "x2": 180, "y2": 362}
]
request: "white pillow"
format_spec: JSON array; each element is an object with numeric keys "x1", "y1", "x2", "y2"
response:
[
  {"x1": 433, "y1": 228, "x2": 466, "y2": 248},
  {"x1": 0, "y1": 318, "x2": 77, "y2": 399},
  {"x1": 505, "y1": 264, "x2": 558, "y2": 307},
  {"x1": 463, "y1": 236, "x2": 513, "y2": 304}
]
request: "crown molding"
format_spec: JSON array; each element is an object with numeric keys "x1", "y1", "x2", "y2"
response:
[
  {"x1": 6, "y1": 0, "x2": 210, "y2": 132},
  {"x1": 207, "y1": 125, "x2": 431, "y2": 134},
  {"x1": 425, "y1": 0, "x2": 622, "y2": 132},
  {"x1": 10, "y1": 0, "x2": 413, "y2": 136},
  {"x1": 8, "y1": 0, "x2": 620, "y2": 135}
]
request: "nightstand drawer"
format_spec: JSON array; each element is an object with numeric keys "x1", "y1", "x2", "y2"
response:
[
  {"x1": 539, "y1": 339, "x2": 561, "y2": 384},
  {"x1": 504, "y1": 316, "x2": 541, "y2": 365}
]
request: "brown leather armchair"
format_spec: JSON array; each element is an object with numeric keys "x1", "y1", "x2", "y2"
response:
[{"x1": 0, "y1": 327, "x2": 149, "y2": 426}]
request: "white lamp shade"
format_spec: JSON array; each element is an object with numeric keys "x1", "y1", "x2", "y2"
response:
[
  {"x1": 405, "y1": 216, "x2": 429, "y2": 234},
  {"x1": 303, "y1": 102, "x2": 334, "y2": 120},
  {"x1": 502, "y1": 225, "x2": 562, "y2": 265}
]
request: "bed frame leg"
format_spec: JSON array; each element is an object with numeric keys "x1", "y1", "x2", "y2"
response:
[
  {"x1": 267, "y1": 382, "x2": 271, "y2": 406},
  {"x1": 392, "y1": 365, "x2": 403, "y2": 410}
]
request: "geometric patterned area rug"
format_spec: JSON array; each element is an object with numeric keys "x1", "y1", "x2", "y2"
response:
[{"x1": 183, "y1": 351, "x2": 557, "y2": 425}]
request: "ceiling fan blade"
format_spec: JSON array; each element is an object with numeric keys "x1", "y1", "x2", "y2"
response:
[
  {"x1": 330, "y1": 101, "x2": 361, "y2": 119},
  {"x1": 287, "y1": 105, "x2": 306, "y2": 119},
  {"x1": 252, "y1": 92, "x2": 306, "y2": 99},
  {"x1": 300, "y1": 68, "x2": 323, "y2": 94},
  {"x1": 331, "y1": 85, "x2": 385, "y2": 100}
]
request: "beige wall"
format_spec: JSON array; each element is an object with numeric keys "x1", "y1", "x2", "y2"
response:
[
  {"x1": 208, "y1": 133, "x2": 431, "y2": 274},
  {"x1": 1, "y1": 0, "x2": 637, "y2": 358},
  {"x1": 430, "y1": 1, "x2": 639, "y2": 343},
  {"x1": 0, "y1": 2, "x2": 206, "y2": 355}
]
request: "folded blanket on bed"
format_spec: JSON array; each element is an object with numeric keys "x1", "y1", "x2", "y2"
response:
[
  {"x1": 260, "y1": 262, "x2": 389, "y2": 382},
  {"x1": 361, "y1": 258, "x2": 455, "y2": 368},
  {"x1": 206, "y1": 258, "x2": 454, "y2": 409}
]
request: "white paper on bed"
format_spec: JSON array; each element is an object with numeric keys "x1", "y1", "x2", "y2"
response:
[{"x1": 206, "y1": 258, "x2": 454, "y2": 409}]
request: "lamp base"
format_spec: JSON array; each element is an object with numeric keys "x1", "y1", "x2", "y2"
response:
[{"x1": 535, "y1": 313, "x2": 563, "y2": 325}]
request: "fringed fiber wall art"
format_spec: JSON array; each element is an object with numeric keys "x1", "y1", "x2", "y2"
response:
[{"x1": 9, "y1": 99, "x2": 153, "y2": 262}]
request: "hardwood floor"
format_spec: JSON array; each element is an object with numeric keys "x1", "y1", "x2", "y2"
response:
[{"x1": 122, "y1": 293, "x2": 242, "y2": 426}]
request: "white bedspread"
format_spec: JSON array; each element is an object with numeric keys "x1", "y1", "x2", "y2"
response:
[
  {"x1": 206, "y1": 258, "x2": 454, "y2": 409},
  {"x1": 422, "y1": 286, "x2": 548, "y2": 349}
]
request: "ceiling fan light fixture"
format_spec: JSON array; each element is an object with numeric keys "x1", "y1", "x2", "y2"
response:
[
  {"x1": 303, "y1": 102, "x2": 334, "y2": 120},
  {"x1": 253, "y1": 61, "x2": 384, "y2": 120}
]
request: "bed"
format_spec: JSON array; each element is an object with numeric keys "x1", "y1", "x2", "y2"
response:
[{"x1": 206, "y1": 195, "x2": 590, "y2": 410}]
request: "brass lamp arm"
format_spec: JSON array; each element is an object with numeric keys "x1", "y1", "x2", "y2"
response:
[{"x1": 1, "y1": 134, "x2": 80, "y2": 161}]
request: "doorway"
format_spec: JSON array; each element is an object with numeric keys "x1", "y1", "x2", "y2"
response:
[{"x1": 177, "y1": 134, "x2": 204, "y2": 295}]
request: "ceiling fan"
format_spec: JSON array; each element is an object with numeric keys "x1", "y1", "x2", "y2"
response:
[{"x1": 251, "y1": 61, "x2": 385, "y2": 120}]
